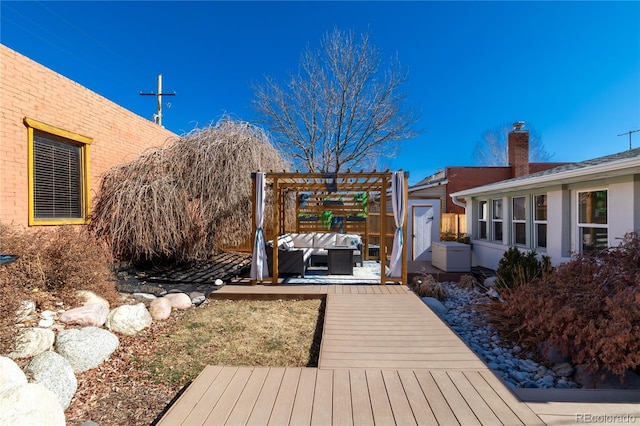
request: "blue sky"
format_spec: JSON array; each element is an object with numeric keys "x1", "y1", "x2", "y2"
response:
[{"x1": 2, "y1": 1, "x2": 639, "y2": 185}]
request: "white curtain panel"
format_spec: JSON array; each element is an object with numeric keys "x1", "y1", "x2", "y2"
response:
[
  {"x1": 250, "y1": 172, "x2": 268, "y2": 280},
  {"x1": 387, "y1": 171, "x2": 405, "y2": 277}
]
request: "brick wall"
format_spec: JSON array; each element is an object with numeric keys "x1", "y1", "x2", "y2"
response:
[
  {"x1": 0, "y1": 45, "x2": 178, "y2": 227},
  {"x1": 445, "y1": 167, "x2": 512, "y2": 214},
  {"x1": 508, "y1": 129, "x2": 530, "y2": 178}
]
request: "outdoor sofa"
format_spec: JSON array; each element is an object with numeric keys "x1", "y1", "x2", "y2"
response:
[{"x1": 266, "y1": 232, "x2": 363, "y2": 277}]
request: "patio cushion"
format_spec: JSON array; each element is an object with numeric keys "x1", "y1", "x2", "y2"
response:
[
  {"x1": 314, "y1": 232, "x2": 337, "y2": 248},
  {"x1": 290, "y1": 233, "x2": 315, "y2": 248},
  {"x1": 277, "y1": 234, "x2": 295, "y2": 251},
  {"x1": 336, "y1": 234, "x2": 361, "y2": 248}
]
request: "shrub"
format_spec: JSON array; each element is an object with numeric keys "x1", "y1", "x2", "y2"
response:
[
  {"x1": 411, "y1": 274, "x2": 447, "y2": 300},
  {"x1": 496, "y1": 247, "x2": 551, "y2": 289},
  {"x1": 486, "y1": 232, "x2": 640, "y2": 380},
  {"x1": 458, "y1": 274, "x2": 479, "y2": 290},
  {"x1": 0, "y1": 223, "x2": 119, "y2": 353}
]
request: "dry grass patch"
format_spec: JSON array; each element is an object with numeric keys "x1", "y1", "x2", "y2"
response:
[
  {"x1": 66, "y1": 297, "x2": 324, "y2": 425},
  {"x1": 140, "y1": 298, "x2": 324, "y2": 386}
]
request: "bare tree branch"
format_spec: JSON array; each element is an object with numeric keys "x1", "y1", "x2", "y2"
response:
[
  {"x1": 473, "y1": 122, "x2": 554, "y2": 166},
  {"x1": 252, "y1": 28, "x2": 419, "y2": 173}
]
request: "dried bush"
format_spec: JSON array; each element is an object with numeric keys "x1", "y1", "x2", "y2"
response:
[
  {"x1": 0, "y1": 223, "x2": 119, "y2": 353},
  {"x1": 496, "y1": 247, "x2": 552, "y2": 289},
  {"x1": 411, "y1": 274, "x2": 447, "y2": 300},
  {"x1": 89, "y1": 117, "x2": 289, "y2": 263},
  {"x1": 486, "y1": 232, "x2": 640, "y2": 380},
  {"x1": 458, "y1": 274, "x2": 479, "y2": 290}
]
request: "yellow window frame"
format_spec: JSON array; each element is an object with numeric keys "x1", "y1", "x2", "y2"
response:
[{"x1": 24, "y1": 118, "x2": 92, "y2": 225}]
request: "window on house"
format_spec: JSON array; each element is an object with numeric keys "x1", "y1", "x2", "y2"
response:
[
  {"x1": 512, "y1": 196, "x2": 526, "y2": 246},
  {"x1": 25, "y1": 118, "x2": 91, "y2": 225},
  {"x1": 534, "y1": 194, "x2": 547, "y2": 249},
  {"x1": 478, "y1": 200, "x2": 487, "y2": 239},
  {"x1": 492, "y1": 199, "x2": 503, "y2": 242},
  {"x1": 578, "y1": 189, "x2": 607, "y2": 252}
]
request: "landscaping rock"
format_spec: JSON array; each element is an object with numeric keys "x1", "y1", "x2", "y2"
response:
[
  {"x1": 8, "y1": 327, "x2": 55, "y2": 359},
  {"x1": 164, "y1": 292, "x2": 193, "y2": 309},
  {"x1": 0, "y1": 383, "x2": 65, "y2": 426},
  {"x1": 149, "y1": 297, "x2": 172, "y2": 320},
  {"x1": 106, "y1": 303, "x2": 152, "y2": 335},
  {"x1": 483, "y1": 276, "x2": 498, "y2": 287},
  {"x1": 132, "y1": 292, "x2": 157, "y2": 301},
  {"x1": 26, "y1": 351, "x2": 77, "y2": 410},
  {"x1": 59, "y1": 303, "x2": 109, "y2": 327},
  {"x1": 190, "y1": 291, "x2": 206, "y2": 306},
  {"x1": 56, "y1": 327, "x2": 119, "y2": 373},
  {"x1": 0, "y1": 356, "x2": 27, "y2": 392},
  {"x1": 77, "y1": 290, "x2": 110, "y2": 308},
  {"x1": 421, "y1": 297, "x2": 448, "y2": 317},
  {"x1": 552, "y1": 362, "x2": 575, "y2": 378},
  {"x1": 15, "y1": 300, "x2": 36, "y2": 323}
]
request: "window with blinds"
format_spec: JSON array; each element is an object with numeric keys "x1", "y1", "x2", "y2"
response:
[
  {"x1": 25, "y1": 117, "x2": 91, "y2": 225},
  {"x1": 33, "y1": 132, "x2": 83, "y2": 219}
]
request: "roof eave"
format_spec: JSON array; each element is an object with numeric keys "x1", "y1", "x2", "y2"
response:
[{"x1": 451, "y1": 157, "x2": 640, "y2": 198}]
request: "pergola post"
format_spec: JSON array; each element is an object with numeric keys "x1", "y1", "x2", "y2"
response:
[
  {"x1": 402, "y1": 173, "x2": 409, "y2": 286},
  {"x1": 250, "y1": 173, "x2": 257, "y2": 285},
  {"x1": 271, "y1": 177, "x2": 279, "y2": 285},
  {"x1": 380, "y1": 176, "x2": 387, "y2": 284}
]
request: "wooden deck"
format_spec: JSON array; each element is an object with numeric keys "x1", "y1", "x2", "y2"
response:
[{"x1": 158, "y1": 285, "x2": 638, "y2": 425}]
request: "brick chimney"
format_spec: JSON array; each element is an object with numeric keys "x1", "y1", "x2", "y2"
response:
[{"x1": 508, "y1": 121, "x2": 529, "y2": 178}]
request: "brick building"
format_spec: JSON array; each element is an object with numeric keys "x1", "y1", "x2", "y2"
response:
[
  {"x1": 0, "y1": 45, "x2": 178, "y2": 227},
  {"x1": 409, "y1": 122, "x2": 569, "y2": 215},
  {"x1": 406, "y1": 122, "x2": 569, "y2": 261}
]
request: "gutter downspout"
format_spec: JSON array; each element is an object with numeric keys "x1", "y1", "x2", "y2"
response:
[{"x1": 451, "y1": 195, "x2": 466, "y2": 209}]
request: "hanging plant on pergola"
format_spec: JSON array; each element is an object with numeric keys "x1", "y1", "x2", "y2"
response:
[{"x1": 249, "y1": 171, "x2": 409, "y2": 285}]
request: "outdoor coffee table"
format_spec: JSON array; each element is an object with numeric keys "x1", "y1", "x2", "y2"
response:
[{"x1": 326, "y1": 245, "x2": 355, "y2": 275}]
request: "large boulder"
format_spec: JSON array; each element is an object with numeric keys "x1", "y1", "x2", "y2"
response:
[
  {"x1": 59, "y1": 303, "x2": 109, "y2": 327},
  {"x1": 149, "y1": 297, "x2": 172, "y2": 320},
  {"x1": 0, "y1": 383, "x2": 65, "y2": 426},
  {"x1": 56, "y1": 327, "x2": 119, "y2": 373},
  {"x1": 7, "y1": 327, "x2": 55, "y2": 359},
  {"x1": 26, "y1": 351, "x2": 77, "y2": 410},
  {"x1": 0, "y1": 356, "x2": 27, "y2": 392},
  {"x1": 106, "y1": 303, "x2": 152, "y2": 336},
  {"x1": 164, "y1": 292, "x2": 193, "y2": 310}
]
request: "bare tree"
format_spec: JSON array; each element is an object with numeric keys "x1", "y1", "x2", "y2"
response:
[
  {"x1": 252, "y1": 28, "x2": 419, "y2": 173},
  {"x1": 473, "y1": 122, "x2": 554, "y2": 166}
]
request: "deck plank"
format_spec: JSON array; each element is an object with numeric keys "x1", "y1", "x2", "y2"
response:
[
  {"x1": 350, "y1": 369, "x2": 374, "y2": 426},
  {"x1": 447, "y1": 370, "x2": 502, "y2": 425},
  {"x1": 396, "y1": 370, "x2": 438, "y2": 425},
  {"x1": 267, "y1": 368, "x2": 301, "y2": 426},
  {"x1": 332, "y1": 369, "x2": 353, "y2": 426},
  {"x1": 478, "y1": 370, "x2": 545, "y2": 425},
  {"x1": 290, "y1": 368, "x2": 316, "y2": 425},
  {"x1": 381, "y1": 370, "x2": 417, "y2": 426},
  {"x1": 311, "y1": 369, "x2": 333, "y2": 426},
  {"x1": 366, "y1": 370, "x2": 395, "y2": 425},
  {"x1": 202, "y1": 367, "x2": 253, "y2": 425},
  {"x1": 413, "y1": 370, "x2": 460, "y2": 425},
  {"x1": 463, "y1": 370, "x2": 525, "y2": 425},
  {"x1": 181, "y1": 366, "x2": 239, "y2": 425},
  {"x1": 226, "y1": 367, "x2": 270, "y2": 426},
  {"x1": 246, "y1": 367, "x2": 286, "y2": 426},
  {"x1": 430, "y1": 370, "x2": 481, "y2": 425},
  {"x1": 156, "y1": 365, "x2": 223, "y2": 426}
]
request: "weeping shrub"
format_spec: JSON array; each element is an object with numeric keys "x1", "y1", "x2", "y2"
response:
[{"x1": 89, "y1": 117, "x2": 289, "y2": 262}]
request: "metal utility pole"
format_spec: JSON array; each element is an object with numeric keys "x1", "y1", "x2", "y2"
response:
[
  {"x1": 617, "y1": 129, "x2": 640, "y2": 150},
  {"x1": 140, "y1": 74, "x2": 176, "y2": 127}
]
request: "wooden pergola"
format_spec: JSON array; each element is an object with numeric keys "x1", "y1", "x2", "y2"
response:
[{"x1": 251, "y1": 171, "x2": 409, "y2": 285}]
